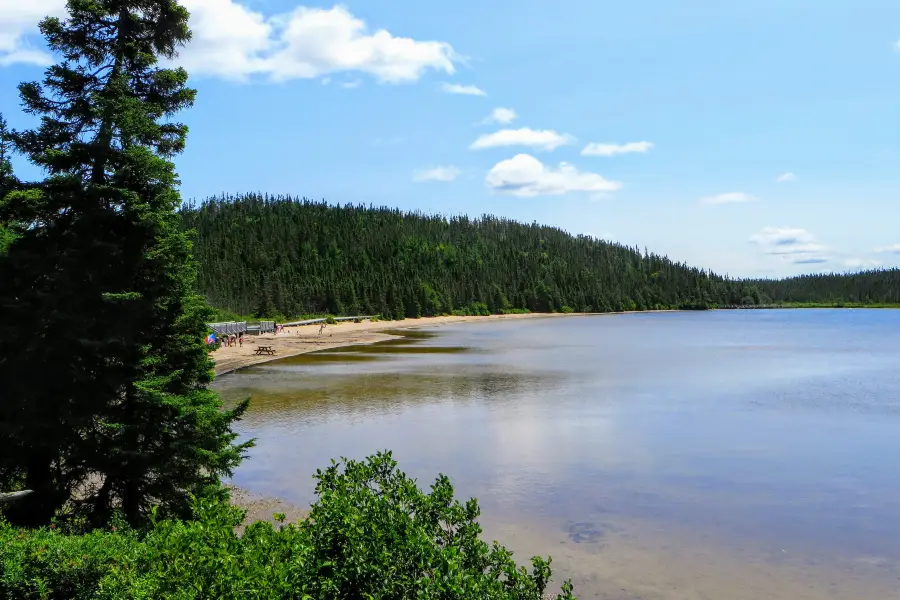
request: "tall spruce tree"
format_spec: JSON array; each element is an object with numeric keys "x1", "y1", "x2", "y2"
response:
[
  {"x1": 0, "y1": 114, "x2": 17, "y2": 254},
  {"x1": 0, "y1": 0, "x2": 251, "y2": 528}
]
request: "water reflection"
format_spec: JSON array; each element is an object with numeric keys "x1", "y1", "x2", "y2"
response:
[{"x1": 216, "y1": 310, "x2": 900, "y2": 598}]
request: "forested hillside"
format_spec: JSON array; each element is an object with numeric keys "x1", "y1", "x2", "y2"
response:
[
  {"x1": 182, "y1": 194, "x2": 767, "y2": 318},
  {"x1": 182, "y1": 195, "x2": 900, "y2": 318}
]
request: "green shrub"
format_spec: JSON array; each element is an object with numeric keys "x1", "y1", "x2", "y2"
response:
[
  {"x1": 0, "y1": 453, "x2": 575, "y2": 599},
  {"x1": 499, "y1": 308, "x2": 531, "y2": 315},
  {"x1": 325, "y1": 316, "x2": 337, "y2": 325},
  {"x1": 450, "y1": 303, "x2": 492, "y2": 317},
  {"x1": 0, "y1": 517, "x2": 145, "y2": 599}
]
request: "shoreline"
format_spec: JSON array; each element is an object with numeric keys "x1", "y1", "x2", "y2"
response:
[
  {"x1": 212, "y1": 312, "x2": 578, "y2": 377},
  {"x1": 212, "y1": 305, "x2": 897, "y2": 377}
]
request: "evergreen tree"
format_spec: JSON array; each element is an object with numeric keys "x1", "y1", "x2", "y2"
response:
[
  {"x1": 0, "y1": 114, "x2": 17, "y2": 254},
  {"x1": 0, "y1": 0, "x2": 250, "y2": 528}
]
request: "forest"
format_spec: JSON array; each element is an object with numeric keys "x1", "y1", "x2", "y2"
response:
[{"x1": 181, "y1": 194, "x2": 900, "y2": 319}]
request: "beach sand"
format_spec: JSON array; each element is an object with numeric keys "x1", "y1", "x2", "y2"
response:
[{"x1": 212, "y1": 312, "x2": 572, "y2": 376}]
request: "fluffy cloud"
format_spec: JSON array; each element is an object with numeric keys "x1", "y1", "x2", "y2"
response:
[
  {"x1": 485, "y1": 154, "x2": 622, "y2": 197},
  {"x1": 413, "y1": 165, "x2": 460, "y2": 182},
  {"x1": 749, "y1": 226, "x2": 830, "y2": 264},
  {"x1": 441, "y1": 82, "x2": 486, "y2": 96},
  {"x1": 484, "y1": 107, "x2": 517, "y2": 125},
  {"x1": 699, "y1": 192, "x2": 757, "y2": 205},
  {"x1": 775, "y1": 172, "x2": 796, "y2": 182},
  {"x1": 1, "y1": 1, "x2": 458, "y2": 84},
  {"x1": 581, "y1": 141, "x2": 653, "y2": 157},
  {"x1": 470, "y1": 128, "x2": 574, "y2": 152},
  {"x1": 874, "y1": 243, "x2": 900, "y2": 254},
  {"x1": 0, "y1": 1, "x2": 67, "y2": 66}
]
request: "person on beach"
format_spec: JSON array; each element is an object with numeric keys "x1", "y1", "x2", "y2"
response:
[
  {"x1": 238, "y1": 334, "x2": 244, "y2": 348},
  {"x1": 319, "y1": 322, "x2": 326, "y2": 335}
]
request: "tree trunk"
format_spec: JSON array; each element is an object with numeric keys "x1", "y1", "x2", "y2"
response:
[{"x1": 3, "y1": 455, "x2": 59, "y2": 527}]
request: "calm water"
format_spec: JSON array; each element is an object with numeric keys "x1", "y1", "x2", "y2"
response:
[{"x1": 216, "y1": 310, "x2": 900, "y2": 599}]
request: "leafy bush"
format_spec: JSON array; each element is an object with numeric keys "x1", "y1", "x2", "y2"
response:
[
  {"x1": 0, "y1": 453, "x2": 575, "y2": 599},
  {"x1": 450, "y1": 303, "x2": 492, "y2": 317}
]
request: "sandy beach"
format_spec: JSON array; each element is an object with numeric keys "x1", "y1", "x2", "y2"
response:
[{"x1": 212, "y1": 312, "x2": 573, "y2": 376}]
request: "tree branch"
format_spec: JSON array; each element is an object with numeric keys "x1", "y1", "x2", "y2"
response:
[{"x1": 0, "y1": 490, "x2": 34, "y2": 504}]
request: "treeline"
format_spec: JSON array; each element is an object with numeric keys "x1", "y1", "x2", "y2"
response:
[
  {"x1": 751, "y1": 270, "x2": 900, "y2": 305},
  {"x1": 181, "y1": 194, "x2": 769, "y2": 318}
]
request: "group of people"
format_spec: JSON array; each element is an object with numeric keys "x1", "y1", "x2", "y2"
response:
[
  {"x1": 221, "y1": 334, "x2": 244, "y2": 348},
  {"x1": 213, "y1": 321, "x2": 325, "y2": 349}
]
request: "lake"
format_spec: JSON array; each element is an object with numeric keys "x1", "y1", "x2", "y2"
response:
[{"x1": 215, "y1": 310, "x2": 900, "y2": 599}]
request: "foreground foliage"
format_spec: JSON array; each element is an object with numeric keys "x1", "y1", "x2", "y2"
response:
[
  {"x1": 0, "y1": 0, "x2": 249, "y2": 529},
  {"x1": 0, "y1": 453, "x2": 576, "y2": 599}
]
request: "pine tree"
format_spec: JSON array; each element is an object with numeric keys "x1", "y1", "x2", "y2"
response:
[
  {"x1": 0, "y1": 0, "x2": 251, "y2": 528},
  {"x1": 0, "y1": 114, "x2": 17, "y2": 254}
]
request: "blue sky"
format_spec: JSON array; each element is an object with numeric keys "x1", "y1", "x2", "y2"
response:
[{"x1": 2, "y1": 0, "x2": 899, "y2": 277}]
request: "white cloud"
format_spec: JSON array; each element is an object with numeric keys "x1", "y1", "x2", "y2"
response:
[
  {"x1": 470, "y1": 128, "x2": 574, "y2": 152},
  {"x1": 750, "y1": 227, "x2": 814, "y2": 246},
  {"x1": 0, "y1": 1, "x2": 67, "y2": 66},
  {"x1": 699, "y1": 192, "x2": 757, "y2": 205},
  {"x1": 775, "y1": 172, "x2": 796, "y2": 182},
  {"x1": 484, "y1": 107, "x2": 517, "y2": 125},
  {"x1": 485, "y1": 153, "x2": 622, "y2": 198},
  {"x1": 413, "y1": 165, "x2": 460, "y2": 182},
  {"x1": 874, "y1": 243, "x2": 900, "y2": 254},
  {"x1": 2, "y1": 2, "x2": 458, "y2": 84},
  {"x1": 843, "y1": 258, "x2": 881, "y2": 269},
  {"x1": 749, "y1": 226, "x2": 830, "y2": 264},
  {"x1": 441, "y1": 82, "x2": 485, "y2": 96},
  {"x1": 581, "y1": 141, "x2": 654, "y2": 157}
]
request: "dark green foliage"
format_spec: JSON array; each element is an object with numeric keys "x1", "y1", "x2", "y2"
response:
[
  {"x1": 182, "y1": 195, "x2": 899, "y2": 315},
  {"x1": 181, "y1": 195, "x2": 768, "y2": 317},
  {"x1": 751, "y1": 270, "x2": 900, "y2": 305},
  {"x1": 0, "y1": 453, "x2": 576, "y2": 599},
  {"x1": 0, "y1": 114, "x2": 17, "y2": 254},
  {"x1": 0, "y1": 0, "x2": 250, "y2": 529}
]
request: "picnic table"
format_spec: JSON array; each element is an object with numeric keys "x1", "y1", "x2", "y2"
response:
[{"x1": 254, "y1": 345, "x2": 276, "y2": 356}]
